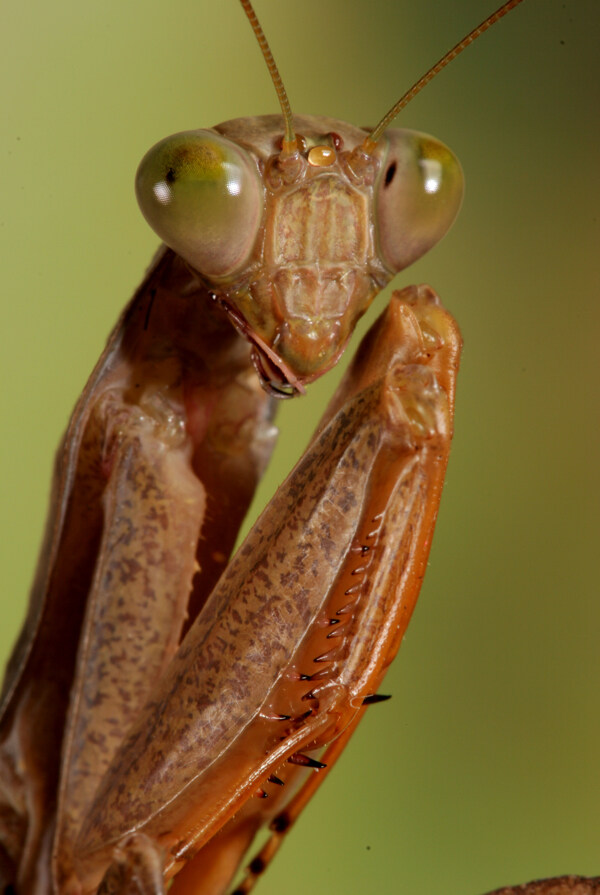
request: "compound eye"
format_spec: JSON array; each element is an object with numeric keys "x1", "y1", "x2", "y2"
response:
[
  {"x1": 374, "y1": 129, "x2": 464, "y2": 274},
  {"x1": 135, "y1": 130, "x2": 263, "y2": 279}
]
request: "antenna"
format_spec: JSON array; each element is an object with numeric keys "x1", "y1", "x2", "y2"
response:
[
  {"x1": 363, "y1": 0, "x2": 525, "y2": 153},
  {"x1": 239, "y1": 0, "x2": 298, "y2": 153}
]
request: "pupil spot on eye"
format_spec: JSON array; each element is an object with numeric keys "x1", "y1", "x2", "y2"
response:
[
  {"x1": 165, "y1": 167, "x2": 176, "y2": 183},
  {"x1": 384, "y1": 161, "x2": 397, "y2": 187}
]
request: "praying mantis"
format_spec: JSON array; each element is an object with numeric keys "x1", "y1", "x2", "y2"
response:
[{"x1": 1, "y1": 0, "x2": 599, "y2": 893}]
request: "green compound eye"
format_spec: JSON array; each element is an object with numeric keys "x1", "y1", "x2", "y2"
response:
[
  {"x1": 135, "y1": 130, "x2": 263, "y2": 279},
  {"x1": 373, "y1": 129, "x2": 464, "y2": 274}
]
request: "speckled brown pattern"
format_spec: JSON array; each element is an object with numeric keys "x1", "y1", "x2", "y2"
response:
[{"x1": 71, "y1": 285, "x2": 460, "y2": 893}]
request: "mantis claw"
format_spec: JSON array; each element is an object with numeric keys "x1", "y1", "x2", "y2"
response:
[{"x1": 69, "y1": 285, "x2": 460, "y2": 891}]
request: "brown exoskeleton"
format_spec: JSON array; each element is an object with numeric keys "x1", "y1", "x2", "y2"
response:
[{"x1": 2, "y1": 1, "x2": 596, "y2": 895}]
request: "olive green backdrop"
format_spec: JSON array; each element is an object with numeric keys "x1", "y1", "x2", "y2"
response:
[{"x1": 2, "y1": 1, "x2": 599, "y2": 893}]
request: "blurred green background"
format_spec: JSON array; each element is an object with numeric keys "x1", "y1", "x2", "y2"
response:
[{"x1": 1, "y1": 1, "x2": 599, "y2": 893}]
